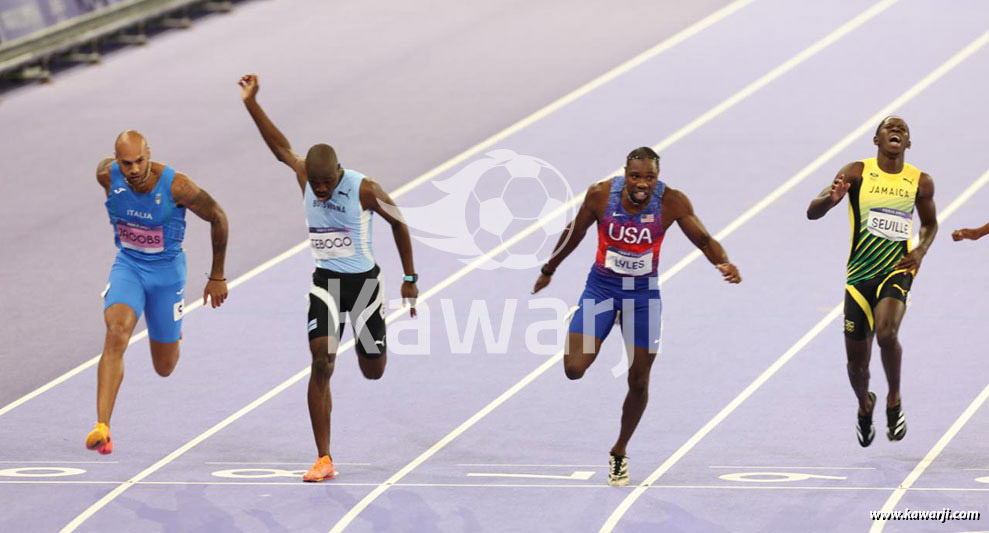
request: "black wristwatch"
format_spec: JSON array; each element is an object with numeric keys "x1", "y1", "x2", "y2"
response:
[
  {"x1": 403, "y1": 273, "x2": 418, "y2": 283},
  {"x1": 540, "y1": 264, "x2": 555, "y2": 276}
]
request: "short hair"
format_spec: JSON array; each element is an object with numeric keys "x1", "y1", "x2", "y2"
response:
[
  {"x1": 874, "y1": 115, "x2": 906, "y2": 137},
  {"x1": 626, "y1": 146, "x2": 660, "y2": 165},
  {"x1": 305, "y1": 143, "x2": 338, "y2": 176}
]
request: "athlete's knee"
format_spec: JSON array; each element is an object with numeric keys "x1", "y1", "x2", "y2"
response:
[
  {"x1": 846, "y1": 360, "x2": 870, "y2": 376},
  {"x1": 311, "y1": 354, "x2": 335, "y2": 380},
  {"x1": 627, "y1": 371, "x2": 650, "y2": 394},
  {"x1": 105, "y1": 320, "x2": 132, "y2": 343},
  {"x1": 875, "y1": 325, "x2": 900, "y2": 350},
  {"x1": 564, "y1": 363, "x2": 586, "y2": 380},
  {"x1": 153, "y1": 359, "x2": 177, "y2": 377}
]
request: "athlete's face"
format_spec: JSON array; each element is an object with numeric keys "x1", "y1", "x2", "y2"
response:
[
  {"x1": 115, "y1": 142, "x2": 151, "y2": 184},
  {"x1": 624, "y1": 158, "x2": 659, "y2": 206},
  {"x1": 874, "y1": 117, "x2": 911, "y2": 154},
  {"x1": 308, "y1": 165, "x2": 343, "y2": 202}
]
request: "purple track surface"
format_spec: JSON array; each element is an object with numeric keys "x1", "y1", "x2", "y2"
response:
[{"x1": 2, "y1": 0, "x2": 989, "y2": 531}]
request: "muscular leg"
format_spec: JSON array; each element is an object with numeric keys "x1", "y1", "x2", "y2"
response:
[
  {"x1": 845, "y1": 334, "x2": 875, "y2": 416},
  {"x1": 357, "y1": 353, "x2": 386, "y2": 380},
  {"x1": 874, "y1": 297, "x2": 907, "y2": 408},
  {"x1": 149, "y1": 340, "x2": 180, "y2": 377},
  {"x1": 98, "y1": 304, "x2": 138, "y2": 424},
  {"x1": 308, "y1": 337, "x2": 338, "y2": 458},
  {"x1": 564, "y1": 332, "x2": 603, "y2": 380},
  {"x1": 611, "y1": 345, "x2": 656, "y2": 457}
]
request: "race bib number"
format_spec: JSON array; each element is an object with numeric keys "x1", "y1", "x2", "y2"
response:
[
  {"x1": 116, "y1": 221, "x2": 164, "y2": 253},
  {"x1": 867, "y1": 207, "x2": 912, "y2": 241},
  {"x1": 604, "y1": 249, "x2": 653, "y2": 276},
  {"x1": 309, "y1": 227, "x2": 356, "y2": 260}
]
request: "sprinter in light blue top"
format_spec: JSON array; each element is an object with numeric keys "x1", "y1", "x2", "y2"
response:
[
  {"x1": 85, "y1": 130, "x2": 230, "y2": 457},
  {"x1": 241, "y1": 73, "x2": 419, "y2": 482},
  {"x1": 305, "y1": 168, "x2": 375, "y2": 273}
]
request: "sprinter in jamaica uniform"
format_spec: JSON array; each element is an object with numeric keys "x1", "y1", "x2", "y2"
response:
[{"x1": 807, "y1": 116, "x2": 937, "y2": 447}]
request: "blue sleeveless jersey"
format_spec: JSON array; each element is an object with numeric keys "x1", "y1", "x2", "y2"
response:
[
  {"x1": 592, "y1": 176, "x2": 666, "y2": 278},
  {"x1": 305, "y1": 169, "x2": 375, "y2": 273},
  {"x1": 105, "y1": 162, "x2": 186, "y2": 261}
]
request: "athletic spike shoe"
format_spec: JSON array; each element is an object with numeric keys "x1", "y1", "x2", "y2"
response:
[
  {"x1": 608, "y1": 453, "x2": 629, "y2": 487},
  {"x1": 85, "y1": 422, "x2": 113, "y2": 455},
  {"x1": 303, "y1": 455, "x2": 336, "y2": 482},
  {"x1": 856, "y1": 392, "x2": 876, "y2": 448},
  {"x1": 886, "y1": 403, "x2": 907, "y2": 441}
]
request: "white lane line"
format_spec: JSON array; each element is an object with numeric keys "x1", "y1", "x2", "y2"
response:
[
  {"x1": 457, "y1": 463, "x2": 603, "y2": 468},
  {"x1": 0, "y1": 0, "x2": 756, "y2": 422},
  {"x1": 328, "y1": 4, "x2": 912, "y2": 531},
  {"x1": 203, "y1": 462, "x2": 371, "y2": 466},
  {"x1": 599, "y1": 157, "x2": 989, "y2": 531},
  {"x1": 869, "y1": 385, "x2": 989, "y2": 533},
  {"x1": 466, "y1": 471, "x2": 595, "y2": 481},
  {"x1": 0, "y1": 461, "x2": 119, "y2": 464},
  {"x1": 709, "y1": 466, "x2": 876, "y2": 470}
]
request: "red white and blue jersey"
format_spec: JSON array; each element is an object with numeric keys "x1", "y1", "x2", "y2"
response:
[{"x1": 592, "y1": 176, "x2": 666, "y2": 278}]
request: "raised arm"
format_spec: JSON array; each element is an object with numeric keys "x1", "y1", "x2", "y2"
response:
[
  {"x1": 665, "y1": 187, "x2": 740, "y2": 283},
  {"x1": 360, "y1": 178, "x2": 417, "y2": 317},
  {"x1": 807, "y1": 161, "x2": 862, "y2": 220},
  {"x1": 172, "y1": 173, "x2": 229, "y2": 308},
  {"x1": 895, "y1": 172, "x2": 937, "y2": 272},
  {"x1": 531, "y1": 181, "x2": 606, "y2": 294},
  {"x1": 238, "y1": 74, "x2": 307, "y2": 193}
]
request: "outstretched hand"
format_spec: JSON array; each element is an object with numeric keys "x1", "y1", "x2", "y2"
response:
[
  {"x1": 532, "y1": 273, "x2": 552, "y2": 294},
  {"x1": 952, "y1": 228, "x2": 983, "y2": 241},
  {"x1": 238, "y1": 74, "x2": 259, "y2": 102},
  {"x1": 830, "y1": 174, "x2": 851, "y2": 204},
  {"x1": 716, "y1": 263, "x2": 741, "y2": 284}
]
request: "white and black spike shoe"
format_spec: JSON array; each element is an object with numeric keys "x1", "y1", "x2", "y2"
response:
[
  {"x1": 608, "y1": 453, "x2": 629, "y2": 487},
  {"x1": 886, "y1": 402, "x2": 907, "y2": 441},
  {"x1": 857, "y1": 392, "x2": 877, "y2": 447}
]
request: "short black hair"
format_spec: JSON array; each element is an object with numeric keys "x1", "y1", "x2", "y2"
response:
[
  {"x1": 874, "y1": 115, "x2": 907, "y2": 137},
  {"x1": 626, "y1": 146, "x2": 660, "y2": 165}
]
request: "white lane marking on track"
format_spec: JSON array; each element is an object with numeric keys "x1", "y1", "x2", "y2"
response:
[
  {"x1": 0, "y1": 467, "x2": 86, "y2": 478},
  {"x1": 869, "y1": 385, "x2": 989, "y2": 533},
  {"x1": 330, "y1": 3, "x2": 918, "y2": 530},
  {"x1": 0, "y1": 0, "x2": 762, "y2": 423},
  {"x1": 203, "y1": 462, "x2": 371, "y2": 466},
  {"x1": 0, "y1": 461, "x2": 118, "y2": 464},
  {"x1": 466, "y1": 471, "x2": 595, "y2": 481},
  {"x1": 457, "y1": 463, "x2": 603, "y2": 468},
  {"x1": 600, "y1": 158, "x2": 989, "y2": 531},
  {"x1": 709, "y1": 465, "x2": 876, "y2": 470},
  {"x1": 56, "y1": 2, "x2": 760, "y2": 528},
  {"x1": 718, "y1": 472, "x2": 847, "y2": 483}
]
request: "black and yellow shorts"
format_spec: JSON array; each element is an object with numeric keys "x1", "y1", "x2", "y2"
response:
[{"x1": 843, "y1": 271, "x2": 912, "y2": 340}]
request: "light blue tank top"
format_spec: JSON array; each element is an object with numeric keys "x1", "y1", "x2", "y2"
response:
[
  {"x1": 105, "y1": 162, "x2": 186, "y2": 261},
  {"x1": 305, "y1": 169, "x2": 375, "y2": 273}
]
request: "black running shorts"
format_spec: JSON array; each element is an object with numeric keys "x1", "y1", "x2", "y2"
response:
[
  {"x1": 843, "y1": 271, "x2": 912, "y2": 340},
  {"x1": 307, "y1": 265, "x2": 387, "y2": 357}
]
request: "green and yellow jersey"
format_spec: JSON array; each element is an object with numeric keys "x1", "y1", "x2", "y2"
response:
[{"x1": 846, "y1": 158, "x2": 921, "y2": 286}]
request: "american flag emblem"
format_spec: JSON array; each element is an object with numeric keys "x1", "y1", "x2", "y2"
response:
[{"x1": 641, "y1": 213, "x2": 654, "y2": 223}]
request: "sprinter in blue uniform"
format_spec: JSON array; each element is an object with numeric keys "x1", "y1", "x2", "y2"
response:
[
  {"x1": 85, "y1": 130, "x2": 229, "y2": 454},
  {"x1": 239, "y1": 74, "x2": 419, "y2": 482}
]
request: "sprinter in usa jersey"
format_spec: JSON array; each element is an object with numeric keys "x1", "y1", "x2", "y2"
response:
[
  {"x1": 240, "y1": 74, "x2": 418, "y2": 483},
  {"x1": 807, "y1": 116, "x2": 937, "y2": 448},
  {"x1": 533, "y1": 147, "x2": 741, "y2": 487}
]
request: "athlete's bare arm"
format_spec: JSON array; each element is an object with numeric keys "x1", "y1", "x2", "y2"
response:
[
  {"x1": 532, "y1": 181, "x2": 608, "y2": 294},
  {"x1": 895, "y1": 172, "x2": 937, "y2": 272},
  {"x1": 664, "y1": 187, "x2": 741, "y2": 283},
  {"x1": 952, "y1": 223, "x2": 989, "y2": 241},
  {"x1": 96, "y1": 157, "x2": 114, "y2": 197},
  {"x1": 807, "y1": 161, "x2": 864, "y2": 220},
  {"x1": 172, "y1": 173, "x2": 229, "y2": 308},
  {"x1": 360, "y1": 178, "x2": 418, "y2": 317},
  {"x1": 239, "y1": 73, "x2": 307, "y2": 194}
]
